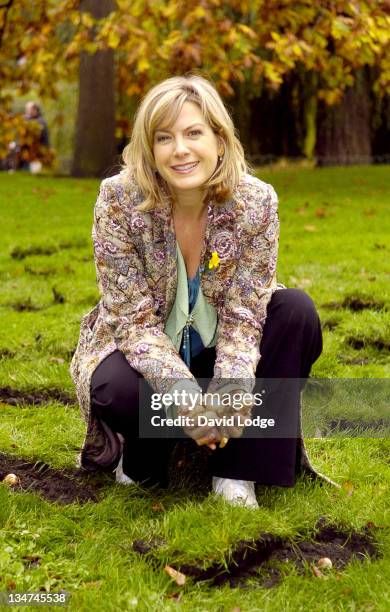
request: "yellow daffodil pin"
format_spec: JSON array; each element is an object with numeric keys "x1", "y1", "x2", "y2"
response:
[{"x1": 208, "y1": 251, "x2": 220, "y2": 270}]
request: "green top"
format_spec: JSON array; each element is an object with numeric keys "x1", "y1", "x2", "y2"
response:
[{"x1": 164, "y1": 242, "x2": 218, "y2": 352}]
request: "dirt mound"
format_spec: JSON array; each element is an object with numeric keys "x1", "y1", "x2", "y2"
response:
[
  {"x1": 0, "y1": 387, "x2": 75, "y2": 407},
  {"x1": 134, "y1": 520, "x2": 379, "y2": 588},
  {"x1": 0, "y1": 453, "x2": 104, "y2": 504}
]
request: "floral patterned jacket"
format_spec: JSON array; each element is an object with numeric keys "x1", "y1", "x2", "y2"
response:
[{"x1": 70, "y1": 170, "x2": 336, "y2": 485}]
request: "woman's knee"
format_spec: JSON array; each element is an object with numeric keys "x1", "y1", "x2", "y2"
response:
[
  {"x1": 91, "y1": 350, "x2": 139, "y2": 408},
  {"x1": 269, "y1": 288, "x2": 320, "y2": 328}
]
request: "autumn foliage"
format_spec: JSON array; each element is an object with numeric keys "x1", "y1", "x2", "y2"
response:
[{"x1": 1, "y1": 0, "x2": 389, "y2": 163}]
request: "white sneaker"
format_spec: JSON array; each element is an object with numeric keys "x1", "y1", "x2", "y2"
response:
[
  {"x1": 212, "y1": 477, "x2": 259, "y2": 509},
  {"x1": 114, "y1": 454, "x2": 135, "y2": 485}
]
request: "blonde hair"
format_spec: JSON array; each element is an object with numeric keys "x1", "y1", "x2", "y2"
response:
[{"x1": 122, "y1": 74, "x2": 248, "y2": 210}]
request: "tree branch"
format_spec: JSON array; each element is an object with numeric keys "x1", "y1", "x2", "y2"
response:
[{"x1": 0, "y1": 0, "x2": 14, "y2": 50}]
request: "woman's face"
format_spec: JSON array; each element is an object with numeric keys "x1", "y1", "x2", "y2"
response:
[{"x1": 153, "y1": 101, "x2": 221, "y2": 203}]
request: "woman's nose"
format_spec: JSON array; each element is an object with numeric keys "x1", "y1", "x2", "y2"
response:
[{"x1": 173, "y1": 137, "x2": 189, "y2": 156}]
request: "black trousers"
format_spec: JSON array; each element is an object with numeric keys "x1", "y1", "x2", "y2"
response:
[{"x1": 91, "y1": 289, "x2": 322, "y2": 487}]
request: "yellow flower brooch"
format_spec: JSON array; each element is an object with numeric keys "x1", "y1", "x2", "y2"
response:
[{"x1": 208, "y1": 251, "x2": 220, "y2": 270}]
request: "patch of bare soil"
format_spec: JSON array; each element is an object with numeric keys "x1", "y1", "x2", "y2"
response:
[
  {"x1": 321, "y1": 318, "x2": 339, "y2": 331},
  {"x1": 0, "y1": 386, "x2": 75, "y2": 406},
  {"x1": 10, "y1": 239, "x2": 87, "y2": 260},
  {"x1": 0, "y1": 349, "x2": 17, "y2": 358},
  {"x1": 323, "y1": 296, "x2": 385, "y2": 312},
  {"x1": 327, "y1": 418, "x2": 389, "y2": 433},
  {"x1": 346, "y1": 336, "x2": 390, "y2": 351},
  {"x1": 9, "y1": 298, "x2": 44, "y2": 312},
  {"x1": 0, "y1": 453, "x2": 105, "y2": 504},
  {"x1": 133, "y1": 520, "x2": 379, "y2": 589},
  {"x1": 342, "y1": 296, "x2": 384, "y2": 312}
]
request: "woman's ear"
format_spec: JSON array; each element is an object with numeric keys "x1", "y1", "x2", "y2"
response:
[
  {"x1": 217, "y1": 137, "x2": 225, "y2": 158},
  {"x1": 217, "y1": 132, "x2": 225, "y2": 155}
]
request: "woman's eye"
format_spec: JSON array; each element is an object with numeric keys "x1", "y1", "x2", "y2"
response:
[
  {"x1": 189, "y1": 129, "x2": 202, "y2": 137},
  {"x1": 156, "y1": 134, "x2": 170, "y2": 142}
]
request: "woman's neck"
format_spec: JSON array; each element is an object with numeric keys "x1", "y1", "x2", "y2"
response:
[{"x1": 172, "y1": 192, "x2": 208, "y2": 221}]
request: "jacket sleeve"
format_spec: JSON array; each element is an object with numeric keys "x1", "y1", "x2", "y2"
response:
[
  {"x1": 208, "y1": 182, "x2": 279, "y2": 394},
  {"x1": 92, "y1": 178, "x2": 198, "y2": 395}
]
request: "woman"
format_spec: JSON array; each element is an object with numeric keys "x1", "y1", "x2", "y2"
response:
[{"x1": 70, "y1": 74, "x2": 327, "y2": 508}]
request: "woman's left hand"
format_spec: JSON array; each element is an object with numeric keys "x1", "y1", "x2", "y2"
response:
[
  {"x1": 179, "y1": 403, "x2": 222, "y2": 449},
  {"x1": 207, "y1": 389, "x2": 254, "y2": 439}
]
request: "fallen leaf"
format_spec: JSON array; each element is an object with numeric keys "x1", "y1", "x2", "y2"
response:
[
  {"x1": 315, "y1": 208, "x2": 327, "y2": 218},
  {"x1": 164, "y1": 565, "x2": 186, "y2": 586},
  {"x1": 295, "y1": 202, "x2": 310, "y2": 214},
  {"x1": 166, "y1": 592, "x2": 182, "y2": 601},
  {"x1": 366, "y1": 520, "x2": 385, "y2": 530},
  {"x1": 298, "y1": 278, "x2": 312, "y2": 287},
  {"x1": 342, "y1": 480, "x2": 354, "y2": 497},
  {"x1": 304, "y1": 224, "x2": 317, "y2": 232},
  {"x1": 311, "y1": 565, "x2": 326, "y2": 579},
  {"x1": 151, "y1": 501, "x2": 165, "y2": 511}
]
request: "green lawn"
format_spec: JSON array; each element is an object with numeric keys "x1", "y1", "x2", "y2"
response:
[{"x1": 0, "y1": 167, "x2": 389, "y2": 611}]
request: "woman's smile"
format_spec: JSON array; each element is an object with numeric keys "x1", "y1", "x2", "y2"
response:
[{"x1": 171, "y1": 161, "x2": 200, "y2": 174}]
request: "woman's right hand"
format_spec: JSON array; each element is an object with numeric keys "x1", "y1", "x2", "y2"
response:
[{"x1": 179, "y1": 404, "x2": 222, "y2": 449}]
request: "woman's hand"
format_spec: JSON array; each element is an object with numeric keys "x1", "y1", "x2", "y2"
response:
[
  {"x1": 177, "y1": 390, "x2": 254, "y2": 449},
  {"x1": 178, "y1": 403, "x2": 222, "y2": 450},
  {"x1": 206, "y1": 389, "x2": 254, "y2": 441}
]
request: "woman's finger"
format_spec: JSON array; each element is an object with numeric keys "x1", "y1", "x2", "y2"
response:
[{"x1": 219, "y1": 436, "x2": 229, "y2": 448}]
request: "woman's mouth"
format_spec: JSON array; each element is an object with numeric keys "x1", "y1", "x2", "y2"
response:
[{"x1": 171, "y1": 161, "x2": 199, "y2": 174}]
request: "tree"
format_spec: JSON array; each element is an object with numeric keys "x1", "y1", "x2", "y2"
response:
[
  {"x1": 1, "y1": 0, "x2": 389, "y2": 169},
  {"x1": 96, "y1": 0, "x2": 389, "y2": 164},
  {"x1": 316, "y1": 67, "x2": 373, "y2": 165},
  {"x1": 0, "y1": 0, "x2": 83, "y2": 160},
  {"x1": 71, "y1": 0, "x2": 116, "y2": 177}
]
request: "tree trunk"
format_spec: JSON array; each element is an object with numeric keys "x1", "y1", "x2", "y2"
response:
[
  {"x1": 245, "y1": 77, "x2": 300, "y2": 163},
  {"x1": 72, "y1": 0, "x2": 116, "y2": 177},
  {"x1": 316, "y1": 68, "x2": 372, "y2": 166},
  {"x1": 302, "y1": 71, "x2": 318, "y2": 161},
  {"x1": 229, "y1": 80, "x2": 254, "y2": 156}
]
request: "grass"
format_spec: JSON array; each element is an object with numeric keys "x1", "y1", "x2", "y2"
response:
[{"x1": 0, "y1": 166, "x2": 389, "y2": 611}]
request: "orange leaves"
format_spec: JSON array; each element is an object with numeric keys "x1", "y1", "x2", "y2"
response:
[
  {"x1": 218, "y1": 18, "x2": 233, "y2": 33},
  {"x1": 182, "y1": 5, "x2": 211, "y2": 28},
  {"x1": 1, "y1": 0, "x2": 390, "y2": 150},
  {"x1": 0, "y1": 111, "x2": 55, "y2": 166},
  {"x1": 237, "y1": 23, "x2": 257, "y2": 40}
]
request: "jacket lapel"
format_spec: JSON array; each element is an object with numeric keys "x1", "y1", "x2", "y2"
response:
[{"x1": 151, "y1": 205, "x2": 177, "y2": 319}]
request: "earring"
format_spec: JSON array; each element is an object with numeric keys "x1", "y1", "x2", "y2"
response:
[{"x1": 218, "y1": 148, "x2": 224, "y2": 163}]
